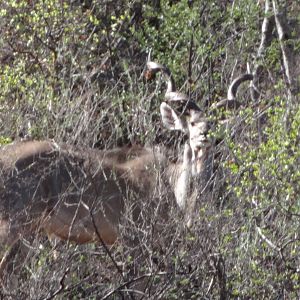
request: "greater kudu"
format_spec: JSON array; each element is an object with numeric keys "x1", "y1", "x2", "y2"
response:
[{"x1": 0, "y1": 61, "x2": 252, "y2": 278}]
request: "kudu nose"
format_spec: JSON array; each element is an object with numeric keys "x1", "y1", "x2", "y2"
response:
[{"x1": 195, "y1": 145, "x2": 202, "y2": 152}]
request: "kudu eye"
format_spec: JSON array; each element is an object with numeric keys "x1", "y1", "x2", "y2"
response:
[{"x1": 190, "y1": 122, "x2": 195, "y2": 127}]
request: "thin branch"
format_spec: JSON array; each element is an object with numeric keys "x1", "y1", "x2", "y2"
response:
[
  {"x1": 101, "y1": 272, "x2": 168, "y2": 300},
  {"x1": 256, "y1": 225, "x2": 281, "y2": 252},
  {"x1": 187, "y1": 33, "x2": 194, "y2": 104},
  {"x1": 44, "y1": 267, "x2": 70, "y2": 300},
  {"x1": 272, "y1": 0, "x2": 298, "y2": 96},
  {"x1": 251, "y1": 0, "x2": 275, "y2": 101},
  {"x1": 89, "y1": 212, "x2": 136, "y2": 300},
  {"x1": 258, "y1": 0, "x2": 274, "y2": 58}
]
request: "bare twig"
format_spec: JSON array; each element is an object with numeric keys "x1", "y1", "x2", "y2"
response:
[
  {"x1": 89, "y1": 212, "x2": 136, "y2": 300},
  {"x1": 272, "y1": 0, "x2": 298, "y2": 97},
  {"x1": 44, "y1": 267, "x2": 70, "y2": 300},
  {"x1": 251, "y1": 0, "x2": 275, "y2": 101},
  {"x1": 256, "y1": 225, "x2": 281, "y2": 252},
  {"x1": 101, "y1": 272, "x2": 168, "y2": 300},
  {"x1": 188, "y1": 33, "x2": 194, "y2": 88}
]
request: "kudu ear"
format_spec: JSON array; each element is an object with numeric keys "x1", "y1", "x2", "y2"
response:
[{"x1": 160, "y1": 102, "x2": 187, "y2": 132}]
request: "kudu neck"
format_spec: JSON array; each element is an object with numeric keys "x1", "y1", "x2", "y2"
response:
[{"x1": 191, "y1": 146, "x2": 211, "y2": 176}]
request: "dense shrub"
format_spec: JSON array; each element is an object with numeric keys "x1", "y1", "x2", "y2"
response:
[{"x1": 1, "y1": 0, "x2": 300, "y2": 299}]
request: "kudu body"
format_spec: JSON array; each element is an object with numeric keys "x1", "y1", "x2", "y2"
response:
[
  {"x1": 0, "y1": 61, "x2": 252, "y2": 277},
  {"x1": 0, "y1": 142, "x2": 157, "y2": 246},
  {"x1": 0, "y1": 103, "x2": 210, "y2": 277}
]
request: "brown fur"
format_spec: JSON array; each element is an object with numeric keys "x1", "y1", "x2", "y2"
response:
[{"x1": 0, "y1": 141, "x2": 165, "y2": 250}]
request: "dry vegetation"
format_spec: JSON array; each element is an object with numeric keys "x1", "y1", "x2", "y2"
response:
[{"x1": 1, "y1": 0, "x2": 300, "y2": 299}]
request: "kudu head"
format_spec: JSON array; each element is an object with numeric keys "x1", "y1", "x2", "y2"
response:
[
  {"x1": 160, "y1": 102, "x2": 211, "y2": 175},
  {"x1": 146, "y1": 61, "x2": 213, "y2": 176},
  {"x1": 145, "y1": 60, "x2": 253, "y2": 178}
]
